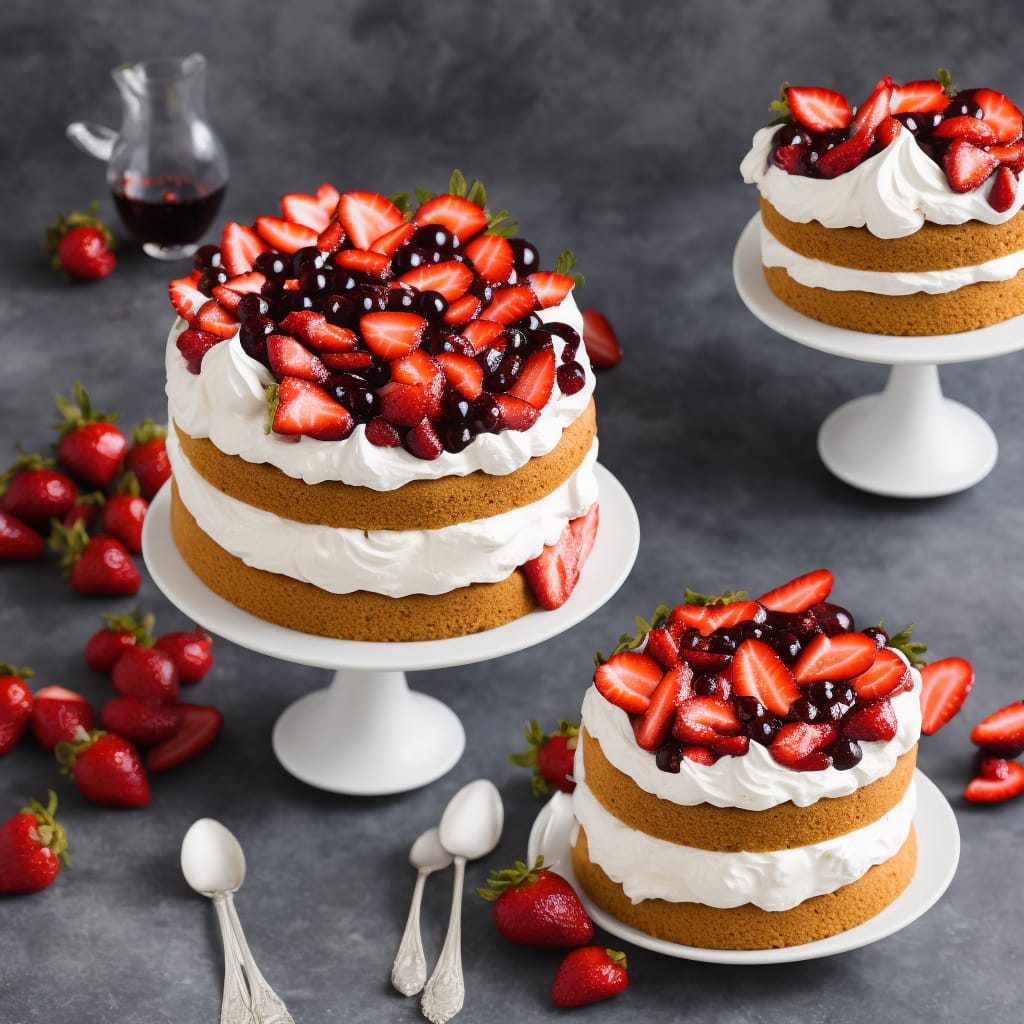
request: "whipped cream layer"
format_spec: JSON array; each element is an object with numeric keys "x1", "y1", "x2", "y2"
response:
[
  {"x1": 761, "y1": 223, "x2": 1024, "y2": 294},
  {"x1": 578, "y1": 657, "x2": 922, "y2": 812},
  {"x1": 573, "y1": 772, "x2": 917, "y2": 912},
  {"x1": 741, "y1": 123, "x2": 1024, "y2": 238},
  {"x1": 168, "y1": 430, "x2": 599, "y2": 597},
  {"x1": 165, "y1": 293, "x2": 595, "y2": 491}
]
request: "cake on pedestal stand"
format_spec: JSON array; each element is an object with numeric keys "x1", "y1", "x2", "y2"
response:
[
  {"x1": 734, "y1": 214, "x2": 1024, "y2": 498},
  {"x1": 142, "y1": 464, "x2": 638, "y2": 795}
]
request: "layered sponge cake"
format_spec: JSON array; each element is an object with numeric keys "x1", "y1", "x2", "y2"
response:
[
  {"x1": 741, "y1": 72, "x2": 1024, "y2": 335},
  {"x1": 570, "y1": 570, "x2": 924, "y2": 950},
  {"x1": 164, "y1": 175, "x2": 599, "y2": 641}
]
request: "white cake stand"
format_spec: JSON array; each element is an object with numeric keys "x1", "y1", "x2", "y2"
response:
[
  {"x1": 734, "y1": 213, "x2": 1024, "y2": 498},
  {"x1": 141, "y1": 464, "x2": 638, "y2": 795}
]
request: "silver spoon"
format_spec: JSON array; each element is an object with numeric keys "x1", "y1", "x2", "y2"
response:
[
  {"x1": 391, "y1": 827, "x2": 454, "y2": 995},
  {"x1": 421, "y1": 780, "x2": 504, "y2": 1024},
  {"x1": 181, "y1": 818, "x2": 294, "y2": 1024}
]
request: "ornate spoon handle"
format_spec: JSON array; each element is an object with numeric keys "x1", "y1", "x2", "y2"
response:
[
  {"x1": 224, "y1": 893, "x2": 295, "y2": 1024},
  {"x1": 212, "y1": 895, "x2": 256, "y2": 1024},
  {"x1": 392, "y1": 868, "x2": 429, "y2": 995},
  {"x1": 420, "y1": 856, "x2": 466, "y2": 1024}
]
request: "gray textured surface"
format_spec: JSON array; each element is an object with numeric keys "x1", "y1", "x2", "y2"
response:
[{"x1": 3, "y1": 0, "x2": 1023, "y2": 1020}]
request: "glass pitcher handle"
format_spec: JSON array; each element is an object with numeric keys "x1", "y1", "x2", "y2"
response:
[{"x1": 65, "y1": 122, "x2": 118, "y2": 161}]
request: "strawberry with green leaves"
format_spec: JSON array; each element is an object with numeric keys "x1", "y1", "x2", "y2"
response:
[
  {"x1": 30, "y1": 685, "x2": 95, "y2": 750},
  {"x1": 85, "y1": 610, "x2": 155, "y2": 673},
  {"x1": 124, "y1": 418, "x2": 171, "y2": 500},
  {"x1": 551, "y1": 947, "x2": 629, "y2": 1008},
  {"x1": 43, "y1": 205, "x2": 116, "y2": 282},
  {"x1": 50, "y1": 520, "x2": 140, "y2": 596},
  {"x1": 56, "y1": 727, "x2": 151, "y2": 807},
  {"x1": 0, "y1": 791, "x2": 69, "y2": 894},
  {"x1": 0, "y1": 509, "x2": 45, "y2": 561},
  {"x1": 0, "y1": 665, "x2": 35, "y2": 755},
  {"x1": 1, "y1": 454, "x2": 77, "y2": 525},
  {"x1": 54, "y1": 382, "x2": 128, "y2": 488},
  {"x1": 510, "y1": 719, "x2": 579, "y2": 796}
]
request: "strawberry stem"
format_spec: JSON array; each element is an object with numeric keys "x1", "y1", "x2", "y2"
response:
[
  {"x1": 22, "y1": 790, "x2": 70, "y2": 867},
  {"x1": 477, "y1": 856, "x2": 546, "y2": 901}
]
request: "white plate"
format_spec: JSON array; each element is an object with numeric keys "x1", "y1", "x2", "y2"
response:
[{"x1": 528, "y1": 770, "x2": 959, "y2": 965}]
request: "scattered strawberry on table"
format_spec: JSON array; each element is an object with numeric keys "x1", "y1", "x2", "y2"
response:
[
  {"x1": 30, "y1": 685, "x2": 95, "y2": 750},
  {"x1": 50, "y1": 520, "x2": 141, "y2": 596},
  {"x1": 124, "y1": 419, "x2": 171, "y2": 500},
  {"x1": 0, "y1": 791, "x2": 69, "y2": 894},
  {"x1": 56, "y1": 727, "x2": 151, "y2": 808},
  {"x1": 580, "y1": 308, "x2": 622, "y2": 369},
  {"x1": 1, "y1": 454, "x2": 78, "y2": 525},
  {"x1": 43, "y1": 205, "x2": 117, "y2": 282},
  {"x1": 54, "y1": 382, "x2": 128, "y2": 489},
  {"x1": 0, "y1": 666, "x2": 35, "y2": 756},
  {"x1": 964, "y1": 698, "x2": 1024, "y2": 802},
  {"x1": 551, "y1": 946, "x2": 629, "y2": 1008},
  {"x1": 85, "y1": 610, "x2": 156, "y2": 672},
  {"x1": 510, "y1": 719, "x2": 579, "y2": 796}
]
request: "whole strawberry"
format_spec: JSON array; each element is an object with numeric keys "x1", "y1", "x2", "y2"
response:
[
  {"x1": 110, "y1": 646, "x2": 179, "y2": 705},
  {"x1": 55, "y1": 727, "x2": 151, "y2": 807},
  {"x1": 0, "y1": 509, "x2": 45, "y2": 561},
  {"x1": 43, "y1": 205, "x2": 116, "y2": 282},
  {"x1": 477, "y1": 856, "x2": 593, "y2": 948},
  {"x1": 0, "y1": 791, "x2": 69, "y2": 894},
  {"x1": 30, "y1": 685, "x2": 96, "y2": 750},
  {"x1": 125, "y1": 419, "x2": 171, "y2": 500},
  {"x1": 100, "y1": 485, "x2": 149, "y2": 555},
  {"x1": 61, "y1": 491, "x2": 104, "y2": 531},
  {"x1": 0, "y1": 665, "x2": 35, "y2": 756},
  {"x1": 509, "y1": 719, "x2": 579, "y2": 796},
  {"x1": 85, "y1": 610, "x2": 155, "y2": 672},
  {"x1": 54, "y1": 382, "x2": 127, "y2": 488},
  {"x1": 153, "y1": 627, "x2": 214, "y2": 684},
  {"x1": 50, "y1": 520, "x2": 140, "y2": 596},
  {"x1": 1, "y1": 454, "x2": 77, "y2": 525},
  {"x1": 552, "y1": 947, "x2": 629, "y2": 1008},
  {"x1": 100, "y1": 697, "x2": 181, "y2": 747}
]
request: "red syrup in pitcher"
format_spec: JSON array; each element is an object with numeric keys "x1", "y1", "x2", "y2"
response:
[{"x1": 112, "y1": 175, "x2": 226, "y2": 248}]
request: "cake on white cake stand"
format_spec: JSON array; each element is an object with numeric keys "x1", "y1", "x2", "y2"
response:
[
  {"x1": 734, "y1": 213, "x2": 1024, "y2": 498},
  {"x1": 141, "y1": 464, "x2": 638, "y2": 795}
]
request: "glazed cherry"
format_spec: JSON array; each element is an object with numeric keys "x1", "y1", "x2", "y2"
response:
[
  {"x1": 443, "y1": 424, "x2": 474, "y2": 453},
  {"x1": 863, "y1": 626, "x2": 889, "y2": 650},
  {"x1": 387, "y1": 287, "x2": 418, "y2": 312},
  {"x1": 655, "y1": 742, "x2": 684, "y2": 774},
  {"x1": 557, "y1": 361, "x2": 586, "y2": 395},
  {"x1": 192, "y1": 243, "x2": 222, "y2": 271},
  {"x1": 331, "y1": 374, "x2": 379, "y2": 422},
  {"x1": 468, "y1": 395, "x2": 501, "y2": 434},
  {"x1": 509, "y1": 238, "x2": 540, "y2": 272},
  {"x1": 197, "y1": 265, "x2": 228, "y2": 294},
  {"x1": 409, "y1": 223, "x2": 458, "y2": 255},
  {"x1": 239, "y1": 314, "x2": 275, "y2": 363},
  {"x1": 293, "y1": 246, "x2": 327, "y2": 276},
  {"x1": 811, "y1": 602, "x2": 854, "y2": 635},
  {"x1": 830, "y1": 738, "x2": 863, "y2": 771},
  {"x1": 254, "y1": 251, "x2": 289, "y2": 279},
  {"x1": 322, "y1": 293, "x2": 356, "y2": 325},
  {"x1": 412, "y1": 289, "x2": 448, "y2": 318},
  {"x1": 236, "y1": 293, "x2": 270, "y2": 320}
]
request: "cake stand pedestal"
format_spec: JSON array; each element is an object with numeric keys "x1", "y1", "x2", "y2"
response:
[
  {"x1": 734, "y1": 213, "x2": 1024, "y2": 498},
  {"x1": 141, "y1": 464, "x2": 638, "y2": 795}
]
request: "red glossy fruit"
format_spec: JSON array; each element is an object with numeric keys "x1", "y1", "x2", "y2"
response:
[
  {"x1": 581, "y1": 308, "x2": 622, "y2": 369},
  {"x1": 0, "y1": 791, "x2": 69, "y2": 893},
  {"x1": 176, "y1": 327, "x2": 223, "y2": 373},
  {"x1": 271, "y1": 377, "x2": 354, "y2": 441},
  {"x1": 360, "y1": 312, "x2": 427, "y2": 359},
  {"x1": 0, "y1": 666, "x2": 34, "y2": 755},
  {"x1": 732, "y1": 638, "x2": 800, "y2": 717},
  {"x1": 792, "y1": 632, "x2": 878, "y2": 684},
  {"x1": 972, "y1": 87, "x2": 1024, "y2": 143},
  {"x1": 56, "y1": 729, "x2": 151, "y2": 807},
  {"x1": 521, "y1": 504, "x2": 598, "y2": 610},
  {"x1": 54, "y1": 383, "x2": 128, "y2": 488},
  {"x1": 0, "y1": 510, "x2": 45, "y2": 560},
  {"x1": 100, "y1": 492, "x2": 149, "y2": 555},
  {"x1": 669, "y1": 599, "x2": 765, "y2": 636},
  {"x1": 785, "y1": 85, "x2": 853, "y2": 132},
  {"x1": 527, "y1": 271, "x2": 575, "y2": 308},
  {"x1": 964, "y1": 759, "x2": 1024, "y2": 803},
  {"x1": 1, "y1": 455, "x2": 77, "y2": 524},
  {"x1": 672, "y1": 695, "x2": 742, "y2": 746},
  {"x1": 337, "y1": 191, "x2": 405, "y2": 250},
  {"x1": 84, "y1": 610, "x2": 154, "y2": 672},
  {"x1": 552, "y1": 947, "x2": 628, "y2": 1008},
  {"x1": 634, "y1": 663, "x2": 692, "y2": 751},
  {"x1": 254, "y1": 215, "x2": 318, "y2": 253},
  {"x1": 413, "y1": 194, "x2": 488, "y2": 241},
  {"x1": 125, "y1": 419, "x2": 171, "y2": 500},
  {"x1": 509, "y1": 719, "x2": 579, "y2": 796},
  {"x1": 970, "y1": 701, "x2": 1024, "y2": 758},
  {"x1": 145, "y1": 703, "x2": 223, "y2": 773},
  {"x1": 30, "y1": 685, "x2": 95, "y2": 750},
  {"x1": 153, "y1": 629, "x2": 214, "y2": 685},
  {"x1": 464, "y1": 234, "x2": 514, "y2": 284},
  {"x1": 890, "y1": 78, "x2": 948, "y2": 114},
  {"x1": 842, "y1": 698, "x2": 897, "y2": 743},
  {"x1": 100, "y1": 697, "x2": 182, "y2": 747},
  {"x1": 757, "y1": 569, "x2": 833, "y2": 613},
  {"x1": 594, "y1": 650, "x2": 663, "y2": 714},
  {"x1": 768, "y1": 721, "x2": 837, "y2": 771},
  {"x1": 919, "y1": 657, "x2": 975, "y2": 735},
  {"x1": 220, "y1": 222, "x2": 268, "y2": 276},
  {"x1": 943, "y1": 138, "x2": 1000, "y2": 193},
  {"x1": 51, "y1": 523, "x2": 140, "y2": 596},
  {"x1": 849, "y1": 647, "x2": 913, "y2": 700},
  {"x1": 111, "y1": 646, "x2": 180, "y2": 705}
]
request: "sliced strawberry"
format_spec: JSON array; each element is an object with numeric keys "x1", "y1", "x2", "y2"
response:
[
  {"x1": 212, "y1": 271, "x2": 267, "y2": 311},
  {"x1": 842, "y1": 698, "x2": 897, "y2": 743},
  {"x1": 145, "y1": 703, "x2": 223, "y2": 773},
  {"x1": 169, "y1": 276, "x2": 206, "y2": 323},
  {"x1": 988, "y1": 165, "x2": 1018, "y2": 213},
  {"x1": 815, "y1": 80, "x2": 892, "y2": 178},
  {"x1": 785, "y1": 85, "x2": 852, "y2": 132},
  {"x1": 315, "y1": 182, "x2": 341, "y2": 215},
  {"x1": 732, "y1": 638, "x2": 800, "y2": 717},
  {"x1": 398, "y1": 260, "x2": 474, "y2": 302},
  {"x1": 436, "y1": 352, "x2": 484, "y2": 399},
  {"x1": 254, "y1": 215, "x2": 318, "y2": 253},
  {"x1": 669, "y1": 600, "x2": 765, "y2": 636},
  {"x1": 413, "y1": 194, "x2": 487, "y2": 242},
  {"x1": 494, "y1": 393, "x2": 540, "y2": 431},
  {"x1": 267, "y1": 335, "x2": 329, "y2": 383},
  {"x1": 359, "y1": 312, "x2": 427, "y2": 359},
  {"x1": 522, "y1": 518, "x2": 580, "y2": 611},
  {"x1": 391, "y1": 348, "x2": 442, "y2": 387},
  {"x1": 377, "y1": 380, "x2": 430, "y2": 427},
  {"x1": 972, "y1": 87, "x2": 1024, "y2": 143},
  {"x1": 633, "y1": 664, "x2": 692, "y2": 752},
  {"x1": 593, "y1": 652, "x2": 663, "y2": 714},
  {"x1": 220, "y1": 222, "x2": 268, "y2": 275},
  {"x1": 644, "y1": 624, "x2": 683, "y2": 670},
  {"x1": 526, "y1": 271, "x2": 575, "y2": 308},
  {"x1": 772, "y1": 143, "x2": 810, "y2": 175},
  {"x1": 195, "y1": 299, "x2": 238, "y2": 339},
  {"x1": 271, "y1": 377, "x2": 354, "y2": 441},
  {"x1": 369, "y1": 221, "x2": 415, "y2": 257},
  {"x1": 570, "y1": 502, "x2": 598, "y2": 565},
  {"x1": 890, "y1": 79, "x2": 948, "y2": 114},
  {"x1": 876, "y1": 116, "x2": 903, "y2": 148},
  {"x1": 581, "y1": 308, "x2": 622, "y2": 369},
  {"x1": 987, "y1": 141, "x2": 1024, "y2": 171},
  {"x1": 919, "y1": 656, "x2": 975, "y2": 735},
  {"x1": 443, "y1": 294, "x2": 482, "y2": 325},
  {"x1": 175, "y1": 328, "x2": 223, "y2": 374},
  {"x1": 849, "y1": 648, "x2": 912, "y2": 700},
  {"x1": 964, "y1": 759, "x2": 1024, "y2": 803},
  {"x1": 682, "y1": 745, "x2": 717, "y2": 766},
  {"x1": 321, "y1": 350, "x2": 373, "y2": 371},
  {"x1": 281, "y1": 191, "x2": 331, "y2": 232},
  {"x1": 943, "y1": 138, "x2": 1000, "y2": 193},
  {"x1": 757, "y1": 569, "x2": 833, "y2": 613},
  {"x1": 279, "y1": 311, "x2": 358, "y2": 352},
  {"x1": 792, "y1": 632, "x2": 878, "y2": 685},
  {"x1": 364, "y1": 415, "x2": 402, "y2": 447},
  {"x1": 769, "y1": 721, "x2": 837, "y2": 771},
  {"x1": 404, "y1": 418, "x2": 443, "y2": 460},
  {"x1": 461, "y1": 319, "x2": 505, "y2": 352},
  {"x1": 337, "y1": 192, "x2": 405, "y2": 250},
  {"x1": 508, "y1": 348, "x2": 556, "y2": 409},
  {"x1": 100, "y1": 697, "x2": 181, "y2": 747},
  {"x1": 970, "y1": 701, "x2": 1024, "y2": 758},
  {"x1": 335, "y1": 248, "x2": 392, "y2": 277},
  {"x1": 672, "y1": 695, "x2": 742, "y2": 745},
  {"x1": 932, "y1": 115, "x2": 997, "y2": 145},
  {"x1": 464, "y1": 234, "x2": 514, "y2": 284},
  {"x1": 481, "y1": 285, "x2": 537, "y2": 325},
  {"x1": 316, "y1": 219, "x2": 346, "y2": 253}
]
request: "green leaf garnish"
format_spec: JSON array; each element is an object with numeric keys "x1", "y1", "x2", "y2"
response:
[{"x1": 887, "y1": 623, "x2": 928, "y2": 668}]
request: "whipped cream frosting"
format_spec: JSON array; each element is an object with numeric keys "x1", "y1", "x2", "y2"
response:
[
  {"x1": 165, "y1": 293, "x2": 595, "y2": 492},
  {"x1": 760, "y1": 224, "x2": 1024, "y2": 294},
  {"x1": 573, "y1": 772, "x2": 917, "y2": 911},
  {"x1": 578, "y1": 656, "x2": 922, "y2": 812},
  {"x1": 741, "y1": 123, "x2": 1024, "y2": 238},
  {"x1": 168, "y1": 431, "x2": 599, "y2": 597}
]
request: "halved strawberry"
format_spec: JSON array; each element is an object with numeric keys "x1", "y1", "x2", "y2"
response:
[
  {"x1": 443, "y1": 294, "x2": 482, "y2": 325},
  {"x1": 849, "y1": 648, "x2": 912, "y2": 700},
  {"x1": 672, "y1": 695, "x2": 742, "y2": 746},
  {"x1": 391, "y1": 348, "x2": 442, "y2": 387},
  {"x1": 815, "y1": 80, "x2": 892, "y2": 178},
  {"x1": 494, "y1": 393, "x2": 540, "y2": 431},
  {"x1": 889, "y1": 79, "x2": 949, "y2": 114},
  {"x1": 593, "y1": 652, "x2": 663, "y2": 714},
  {"x1": 481, "y1": 286, "x2": 537, "y2": 325},
  {"x1": 176, "y1": 328, "x2": 223, "y2": 373},
  {"x1": 315, "y1": 182, "x2": 341, "y2": 215},
  {"x1": 732, "y1": 638, "x2": 800, "y2": 717},
  {"x1": 364, "y1": 415, "x2": 402, "y2": 447},
  {"x1": 842, "y1": 698, "x2": 897, "y2": 743},
  {"x1": 359, "y1": 312, "x2": 427, "y2": 359},
  {"x1": 169, "y1": 276, "x2": 206, "y2": 323},
  {"x1": 322, "y1": 351, "x2": 373, "y2": 371},
  {"x1": 404, "y1": 418, "x2": 443, "y2": 460},
  {"x1": 316, "y1": 219, "x2": 346, "y2": 253},
  {"x1": 414, "y1": 194, "x2": 488, "y2": 242},
  {"x1": 508, "y1": 348, "x2": 556, "y2": 409},
  {"x1": 919, "y1": 656, "x2": 975, "y2": 735},
  {"x1": 377, "y1": 380, "x2": 430, "y2": 427},
  {"x1": 987, "y1": 142, "x2": 1024, "y2": 171},
  {"x1": 267, "y1": 335, "x2": 329, "y2": 384},
  {"x1": 682, "y1": 745, "x2": 717, "y2": 766},
  {"x1": 271, "y1": 377, "x2": 354, "y2": 440},
  {"x1": 336, "y1": 249, "x2": 392, "y2": 277},
  {"x1": 876, "y1": 116, "x2": 904, "y2": 148},
  {"x1": 220, "y1": 222, "x2": 268, "y2": 275},
  {"x1": 644, "y1": 624, "x2": 683, "y2": 669},
  {"x1": 581, "y1": 308, "x2": 622, "y2": 369},
  {"x1": 522, "y1": 517, "x2": 583, "y2": 612},
  {"x1": 669, "y1": 600, "x2": 765, "y2": 636},
  {"x1": 785, "y1": 85, "x2": 853, "y2": 132},
  {"x1": 369, "y1": 221, "x2": 415, "y2": 257},
  {"x1": 757, "y1": 569, "x2": 833, "y2": 613},
  {"x1": 527, "y1": 271, "x2": 575, "y2": 309},
  {"x1": 634, "y1": 664, "x2": 692, "y2": 751},
  {"x1": 932, "y1": 116, "x2": 997, "y2": 145},
  {"x1": 972, "y1": 87, "x2": 1024, "y2": 143},
  {"x1": 281, "y1": 192, "x2": 331, "y2": 232},
  {"x1": 436, "y1": 352, "x2": 484, "y2": 399},
  {"x1": 943, "y1": 138, "x2": 1000, "y2": 193},
  {"x1": 337, "y1": 191, "x2": 405, "y2": 250},
  {"x1": 461, "y1": 319, "x2": 505, "y2": 352},
  {"x1": 254, "y1": 216, "x2": 319, "y2": 253},
  {"x1": 398, "y1": 260, "x2": 474, "y2": 302},
  {"x1": 792, "y1": 632, "x2": 878, "y2": 685},
  {"x1": 768, "y1": 721, "x2": 837, "y2": 771},
  {"x1": 988, "y1": 165, "x2": 1018, "y2": 213},
  {"x1": 964, "y1": 759, "x2": 1024, "y2": 803},
  {"x1": 970, "y1": 701, "x2": 1024, "y2": 758},
  {"x1": 279, "y1": 311, "x2": 358, "y2": 352},
  {"x1": 571, "y1": 502, "x2": 598, "y2": 565},
  {"x1": 712, "y1": 734, "x2": 750, "y2": 758},
  {"x1": 212, "y1": 271, "x2": 267, "y2": 311},
  {"x1": 195, "y1": 299, "x2": 238, "y2": 339},
  {"x1": 464, "y1": 234, "x2": 514, "y2": 284},
  {"x1": 146, "y1": 703, "x2": 223, "y2": 773}
]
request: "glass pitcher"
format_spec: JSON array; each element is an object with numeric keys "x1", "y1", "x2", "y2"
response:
[{"x1": 67, "y1": 53, "x2": 229, "y2": 261}]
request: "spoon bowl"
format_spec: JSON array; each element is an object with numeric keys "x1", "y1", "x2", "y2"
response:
[
  {"x1": 410, "y1": 826, "x2": 453, "y2": 872},
  {"x1": 181, "y1": 817, "x2": 246, "y2": 896}
]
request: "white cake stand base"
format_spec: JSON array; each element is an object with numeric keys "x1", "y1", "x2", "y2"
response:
[
  {"x1": 141, "y1": 464, "x2": 638, "y2": 795},
  {"x1": 734, "y1": 213, "x2": 1024, "y2": 498}
]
